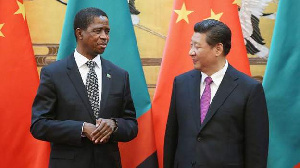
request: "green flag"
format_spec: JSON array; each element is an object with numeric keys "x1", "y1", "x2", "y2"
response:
[
  {"x1": 263, "y1": 0, "x2": 300, "y2": 167},
  {"x1": 57, "y1": 0, "x2": 158, "y2": 167}
]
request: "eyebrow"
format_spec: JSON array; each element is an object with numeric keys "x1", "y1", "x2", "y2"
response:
[{"x1": 92, "y1": 27, "x2": 110, "y2": 30}]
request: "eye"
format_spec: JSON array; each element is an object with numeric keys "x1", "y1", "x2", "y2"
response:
[
  {"x1": 93, "y1": 29, "x2": 101, "y2": 34},
  {"x1": 194, "y1": 44, "x2": 201, "y2": 49}
]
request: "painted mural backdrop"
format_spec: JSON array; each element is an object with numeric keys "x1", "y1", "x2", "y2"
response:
[{"x1": 24, "y1": 0, "x2": 278, "y2": 99}]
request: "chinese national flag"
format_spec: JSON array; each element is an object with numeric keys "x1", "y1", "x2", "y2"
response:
[
  {"x1": 152, "y1": 0, "x2": 250, "y2": 167},
  {"x1": 0, "y1": 0, "x2": 50, "y2": 167}
]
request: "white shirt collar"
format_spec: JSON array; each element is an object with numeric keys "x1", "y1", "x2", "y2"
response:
[
  {"x1": 74, "y1": 49, "x2": 102, "y2": 68},
  {"x1": 201, "y1": 60, "x2": 228, "y2": 86}
]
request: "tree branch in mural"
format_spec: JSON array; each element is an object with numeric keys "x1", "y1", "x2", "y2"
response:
[
  {"x1": 239, "y1": 0, "x2": 277, "y2": 59},
  {"x1": 56, "y1": 0, "x2": 67, "y2": 5}
]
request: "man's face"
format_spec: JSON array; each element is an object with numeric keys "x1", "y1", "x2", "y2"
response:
[
  {"x1": 189, "y1": 32, "x2": 218, "y2": 72},
  {"x1": 80, "y1": 16, "x2": 110, "y2": 57}
]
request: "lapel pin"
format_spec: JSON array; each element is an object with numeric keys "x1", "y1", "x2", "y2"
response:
[{"x1": 106, "y1": 73, "x2": 111, "y2": 79}]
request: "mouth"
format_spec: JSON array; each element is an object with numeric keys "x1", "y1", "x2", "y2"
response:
[
  {"x1": 100, "y1": 44, "x2": 107, "y2": 48},
  {"x1": 97, "y1": 42, "x2": 107, "y2": 48},
  {"x1": 97, "y1": 41, "x2": 107, "y2": 47}
]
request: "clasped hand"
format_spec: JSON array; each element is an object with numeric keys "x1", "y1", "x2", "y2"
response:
[{"x1": 83, "y1": 118, "x2": 116, "y2": 144}]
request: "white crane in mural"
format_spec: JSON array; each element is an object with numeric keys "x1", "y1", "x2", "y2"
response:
[{"x1": 239, "y1": 0, "x2": 277, "y2": 59}]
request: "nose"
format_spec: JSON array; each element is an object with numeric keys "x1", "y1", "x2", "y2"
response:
[
  {"x1": 189, "y1": 48, "x2": 195, "y2": 56},
  {"x1": 99, "y1": 31, "x2": 109, "y2": 40}
]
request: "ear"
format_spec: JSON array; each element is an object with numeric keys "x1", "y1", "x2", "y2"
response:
[
  {"x1": 75, "y1": 28, "x2": 83, "y2": 40},
  {"x1": 215, "y1": 43, "x2": 224, "y2": 57}
]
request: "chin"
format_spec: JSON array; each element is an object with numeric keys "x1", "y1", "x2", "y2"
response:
[
  {"x1": 95, "y1": 50, "x2": 105, "y2": 55},
  {"x1": 193, "y1": 65, "x2": 201, "y2": 71}
]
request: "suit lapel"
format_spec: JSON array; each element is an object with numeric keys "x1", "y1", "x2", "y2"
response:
[
  {"x1": 189, "y1": 70, "x2": 202, "y2": 131},
  {"x1": 199, "y1": 65, "x2": 238, "y2": 132},
  {"x1": 66, "y1": 54, "x2": 95, "y2": 121},
  {"x1": 99, "y1": 57, "x2": 112, "y2": 118}
]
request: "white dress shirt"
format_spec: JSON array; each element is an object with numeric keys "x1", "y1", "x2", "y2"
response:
[
  {"x1": 74, "y1": 49, "x2": 102, "y2": 107},
  {"x1": 200, "y1": 60, "x2": 228, "y2": 103}
]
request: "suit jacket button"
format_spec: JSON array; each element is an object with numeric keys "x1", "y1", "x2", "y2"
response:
[{"x1": 197, "y1": 136, "x2": 203, "y2": 141}]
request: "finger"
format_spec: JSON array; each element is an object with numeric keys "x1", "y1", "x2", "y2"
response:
[
  {"x1": 100, "y1": 133, "x2": 111, "y2": 143},
  {"x1": 94, "y1": 136, "x2": 109, "y2": 144},
  {"x1": 91, "y1": 120, "x2": 114, "y2": 140},
  {"x1": 102, "y1": 119, "x2": 114, "y2": 132},
  {"x1": 97, "y1": 120, "x2": 113, "y2": 134},
  {"x1": 91, "y1": 126, "x2": 104, "y2": 141},
  {"x1": 99, "y1": 135, "x2": 110, "y2": 144},
  {"x1": 95, "y1": 133, "x2": 111, "y2": 144},
  {"x1": 91, "y1": 122, "x2": 106, "y2": 136},
  {"x1": 95, "y1": 129, "x2": 111, "y2": 143},
  {"x1": 92, "y1": 124, "x2": 110, "y2": 141},
  {"x1": 91, "y1": 130, "x2": 102, "y2": 141},
  {"x1": 96, "y1": 118, "x2": 102, "y2": 127}
]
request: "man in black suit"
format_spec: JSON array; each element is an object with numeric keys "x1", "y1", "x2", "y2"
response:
[
  {"x1": 164, "y1": 19, "x2": 269, "y2": 168},
  {"x1": 30, "y1": 8, "x2": 138, "y2": 168}
]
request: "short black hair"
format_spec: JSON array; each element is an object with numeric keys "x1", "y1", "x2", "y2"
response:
[
  {"x1": 194, "y1": 19, "x2": 231, "y2": 56},
  {"x1": 73, "y1": 7, "x2": 108, "y2": 39}
]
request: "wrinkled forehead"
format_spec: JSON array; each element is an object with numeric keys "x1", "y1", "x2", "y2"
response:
[
  {"x1": 90, "y1": 15, "x2": 109, "y2": 25},
  {"x1": 91, "y1": 15, "x2": 109, "y2": 22},
  {"x1": 87, "y1": 15, "x2": 110, "y2": 30}
]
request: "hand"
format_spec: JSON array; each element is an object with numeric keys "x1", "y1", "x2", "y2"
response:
[
  {"x1": 82, "y1": 123, "x2": 97, "y2": 141},
  {"x1": 91, "y1": 118, "x2": 116, "y2": 144}
]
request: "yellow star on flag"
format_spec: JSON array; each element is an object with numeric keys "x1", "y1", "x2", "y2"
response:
[
  {"x1": 205, "y1": 9, "x2": 223, "y2": 21},
  {"x1": 174, "y1": 3, "x2": 193, "y2": 23},
  {"x1": 232, "y1": 0, "x2": 241, "y2": 6},
  {"x1": 0, "y1": 24, "x2": 4, "y2": 37},
  {"x1": 14, "y1": 0, "x2": 26, "y2": 20}
]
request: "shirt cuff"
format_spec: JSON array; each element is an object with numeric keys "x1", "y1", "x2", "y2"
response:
[{"x1": 81, "y1": 122, "x2": 86, "y2": 137}]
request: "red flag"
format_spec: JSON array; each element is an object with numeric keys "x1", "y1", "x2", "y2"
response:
[
  {"x1": 0, "y1": 1, "x2": 50, "y2": 167},
  {"x1": 152, "y1": 0, "x2": 250, "y2": 167}
]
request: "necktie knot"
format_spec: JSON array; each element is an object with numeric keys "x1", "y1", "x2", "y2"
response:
[
  {"x1": 205, "y1": 77, "x2": 213, "y2": 85},
  {"x1": 86, "y1": 60, "x2": 96, "y2": 69}
]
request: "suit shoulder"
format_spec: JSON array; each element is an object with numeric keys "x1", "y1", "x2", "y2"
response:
[
  {"x1": 230, "y1": 67, "x2": 260, "y2": 86},
  {"x1": 41, "y1": 58, "x2": 67, "y2": 73},
  {"x1": 175, "y1": 69, "x2": 198, "y2": 80}
]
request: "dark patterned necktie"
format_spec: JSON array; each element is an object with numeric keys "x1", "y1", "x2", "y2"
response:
[
  {"x1": 86, "y1": 61, "x2": 100, "y2": 119},
  {"x1": 200, "y1": 77, "x2": 213, "y2": 123}
]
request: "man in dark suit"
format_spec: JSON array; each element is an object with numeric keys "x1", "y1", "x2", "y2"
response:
[
  {"x1": 30, "y1": 8, "x2": 138, "y2": 168},
  {"x1": 164, "y1": 19, "x2": 269, "y2": 168}
]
